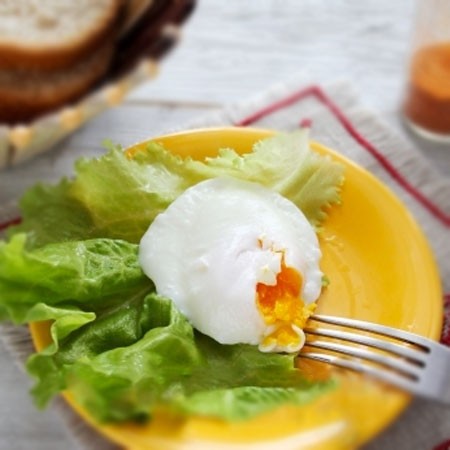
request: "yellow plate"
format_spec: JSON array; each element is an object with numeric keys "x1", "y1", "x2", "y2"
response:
[{"x1": 30, "y1": 127, "x2": 443, "y2": 450}]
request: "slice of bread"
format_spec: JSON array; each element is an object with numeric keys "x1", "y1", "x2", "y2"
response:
[
  {"x1": 0, "y1": 0, "x2": 124, "y2": 71},
  {"x1": 0, "y1": 42, "x2": 114, "y2": 123}
]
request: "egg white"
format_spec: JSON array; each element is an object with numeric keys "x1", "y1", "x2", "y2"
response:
[{"x1": 139, "y1": 177, "x2": 322, "y2": 351}]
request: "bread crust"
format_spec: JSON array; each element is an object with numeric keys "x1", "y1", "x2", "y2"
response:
[
  {"x1": 0, "y1": 42, "x2": 114, "y2": 123},
  {"x1": 0, "y1": 0, "x2": 124, "y2": 71}
]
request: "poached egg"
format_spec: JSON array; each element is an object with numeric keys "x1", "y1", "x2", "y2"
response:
[{"x1": 139, "y1": 178, "x2": 323, "y2": 353}]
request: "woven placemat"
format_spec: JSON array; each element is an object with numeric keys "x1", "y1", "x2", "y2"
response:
[{"x1": 0, "y1": 77, "x2": 449, "y2": 450}]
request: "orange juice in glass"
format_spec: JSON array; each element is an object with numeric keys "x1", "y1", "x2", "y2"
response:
[{"x1": 402, "y1": 0, "x2": 450, "y2": 142}]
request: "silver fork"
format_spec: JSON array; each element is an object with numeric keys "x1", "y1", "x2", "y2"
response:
[{"x1": 300, "y1": 314, "x2": 450, "y2": 404}]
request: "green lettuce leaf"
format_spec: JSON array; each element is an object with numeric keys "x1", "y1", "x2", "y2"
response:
[
  {"x1": 11, "y1": 130, "x2": 344, "y2": 247},
  {"x1": 11, "y1": 179, "x2": 96, "y2": 249},
  {"x1": 173, "y1": 385, "x2": 334, "y2": 421},
  {"x1": 204, "y1": 132, "x2": 344, "y2": 226},
  {"x1": 27, "y1": 293, "x2": 185, "y2": 414},
  {"x1": 27, "y1": 295, "x2": 331, "y2": 422},
  {"x1": 0, "y1": 234, "x2": 151, "y2": 316},
  {"x1": 0, "y1": 234, "x2": 154, "y2": 347}
]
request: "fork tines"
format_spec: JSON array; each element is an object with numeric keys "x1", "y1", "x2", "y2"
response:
[{"x1": 300, "y1": 314, "x2": 432, "y2": 393}]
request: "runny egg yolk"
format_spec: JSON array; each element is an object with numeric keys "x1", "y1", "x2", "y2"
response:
[{"x1": 256, "y1": 253, "x2": 315, "y2": 353}]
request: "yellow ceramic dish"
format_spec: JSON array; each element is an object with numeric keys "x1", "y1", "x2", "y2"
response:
[{"x1": 30, "y1": 127, "x2": 443, "y2": 450}]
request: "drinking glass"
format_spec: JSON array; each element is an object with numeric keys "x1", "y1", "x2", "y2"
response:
[{"x1": 402, "y1": 0, "x2": 450, "y2": 143}]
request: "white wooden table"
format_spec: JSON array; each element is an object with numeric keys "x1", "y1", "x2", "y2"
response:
[{"x1": 0, "y1": 1, "x2": 449, "y2": 449}]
